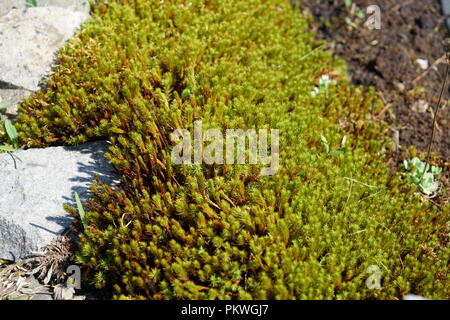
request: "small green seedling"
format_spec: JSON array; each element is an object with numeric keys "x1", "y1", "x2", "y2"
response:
[
  {"x1": 25, "y1": 0, "x2": 38, "y2": 7},
  {"x1": 0, "y1": 120, "x2": 19, "y2": 152},
  {"x1": 320, "y1": 134, "x2": 346, "y2": 156},
  {"x1": 75, "y1": 192, "x2": 88, "y2": 230},
  {"x1": 403, "y1": 157, "x2": 442, "y2": 195},
  {"x1": 343, "y1": 0, "x2": 365, "y2": 26},
  {"x1": 311, "y1": 75, "x2": 336, "y2": 97}
]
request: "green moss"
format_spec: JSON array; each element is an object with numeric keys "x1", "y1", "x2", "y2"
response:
[{"x1": 15, "y1": 0, "x2": 448, "y2": 299}]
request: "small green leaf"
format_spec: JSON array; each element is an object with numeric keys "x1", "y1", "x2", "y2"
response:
[
  {"x1": 181, "y1": 87, "x2": 191, "y2": 99},
  {"x1": 75, "y1": 192, "x2": 88, "y2": 230},
  {"x1": 320, "y1": 134, "x2": 330, "y2": 154},
  {"x1": 356, "y1": 11, "x2": 365, "y2": 19},
  {"x1": 329, "y1": 147, "x2": 346, "y2": 156},
  {"x1": 25, "y1": 0, "x2": 38, "y2": 8},
  {"x1": 431, "y1": 166, "x2": 442, "y2": 176},
  {"x1": 403, "y1": 160, "x2": 409, "y2": 170},
  {"x1": 4, "y1": 120, "x2": 19, "y2": 148},
  {"x1": 344, "y1": 0, "x2": 352, "y2": 7},
  {"x1": 420, "y1": 180, "x2": 439, "y2": 195}
]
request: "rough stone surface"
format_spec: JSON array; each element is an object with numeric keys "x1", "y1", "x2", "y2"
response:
[
  {"x1": 0, "y1": 141, "x2": 118, "y2": 261},
  {"x1": 0, "y1": 88, "x2": 30, "y2": 120},
  {"x1": 0, "y1": 7, "x2": 89, "y2": 91},
  {"x1": 442, "y1": 0, "x2": 450, "y2": 33},
  {"x1": 0, "y1": 0, "x2": 90, "y2": 17},
  {"x1": 0, "y1": 3, "x2": 90, "y2": 118}
]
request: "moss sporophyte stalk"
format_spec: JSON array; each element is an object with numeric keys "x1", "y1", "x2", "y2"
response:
[{"x1": 11, "y1": 0, "x2": 449, "y2": 299}]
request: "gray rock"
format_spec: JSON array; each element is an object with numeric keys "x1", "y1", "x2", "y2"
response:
[
  {"x1": 403, "y1": 294, "x2": 431, "y2": 300},
  {"x1": 0, "y1": 7, "x2": 89, "y2": 91},
  {"x1": 442, "y1": 0, "x2": 450, "y2": 33},
  {"x1": 0, "y1": 141, "x2": 119, "y2": 261},
  {"x1": 31, "y1": 293, "x2": 53, "y2": 300},
  {"x1": 0, "y1": 272, "x2": 52, "y2": 300},
  {"x1": 0, "y1": 3, "x2": 90, "y2": 120},
  {"x1": 0, "y1": 88, "x2": 31, "y2": 120},
  {"x1": 0, "y1": 0, "x2": 90, "y2": 17}
]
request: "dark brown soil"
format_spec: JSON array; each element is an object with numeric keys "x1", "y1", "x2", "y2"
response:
[{"x1": 298, "y1": 0, "x2": 449, "y2": 204}]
